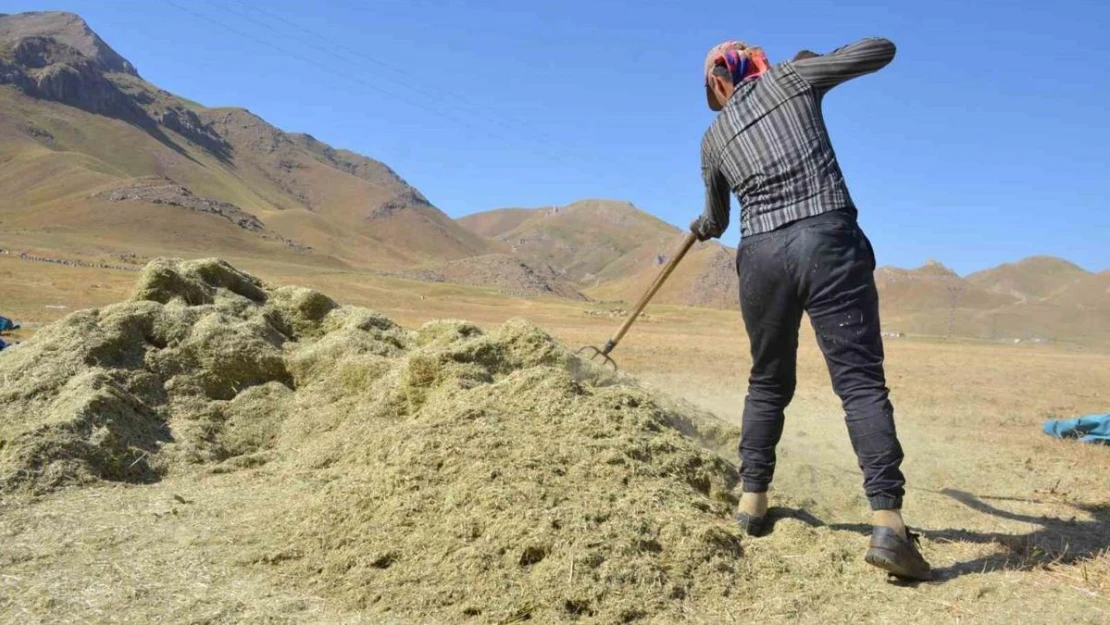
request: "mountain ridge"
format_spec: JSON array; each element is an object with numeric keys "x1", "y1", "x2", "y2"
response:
[
  {"x1": 1, "y1": 10, "x2": 1105, "y2": 347},
  {"x1": 461, "y1": 203, "x2": 1108, "y2": 345},
  {"x1": 0, "y1": 11, "x2": 137, "y2": 75},
  {"x1": 0, "y1": 10, "x2": 490, "y2": 270}
]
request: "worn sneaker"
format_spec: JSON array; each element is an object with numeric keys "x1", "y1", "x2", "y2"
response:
[
  {"x1": 865, "y1": 526, "x2": 933, "y2": 581},
  {"x1": 735, "y1": 511, "x2": 767, "y2": 537}
]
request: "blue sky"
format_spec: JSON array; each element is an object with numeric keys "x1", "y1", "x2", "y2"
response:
[{"x1": 4, "y1": 0, "x2": 1108, "y2": 274}]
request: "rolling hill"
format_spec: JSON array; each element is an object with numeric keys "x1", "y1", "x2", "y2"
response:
[
  {"x1": 384, "y1": 253, "x2": 587, "y2": 300},
  {"x1": 585, "y1": 239, "x2": 740, "y2": 309},
  {"x1": 0, "y1": 11, "x2": 489, "y2": 269},
  {"x1": 1, "y1": 11, "x2": 1105, "y2": 348},
  {"x1": 458, "y1": 200, "x2": 686, "y2": 284},
  {"x1": 966, "y1": 256, "x2": 1090, "y2": 301},
  {"x1": 462, "y1": 202, "x2": 1108, "y2": 346},
  {"x1": 458, "y1": 199, "x2": 744, "y2": 308}
]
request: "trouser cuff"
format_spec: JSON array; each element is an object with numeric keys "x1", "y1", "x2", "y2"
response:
[
  {"x1": 741, "y1": 480, "x2": 770, "y2": 494},
  {"x1": 869, "y1": 495, "x2": 903, "y2": 511}
]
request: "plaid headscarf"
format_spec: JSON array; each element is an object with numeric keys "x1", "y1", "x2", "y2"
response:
[{"x1": 704, "y1": 41, "x2": 771, "y2": 86}]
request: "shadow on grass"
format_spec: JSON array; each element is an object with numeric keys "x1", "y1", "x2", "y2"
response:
[{"x1": 768, "y1": 490, "x2": 1110, "y2": 583}]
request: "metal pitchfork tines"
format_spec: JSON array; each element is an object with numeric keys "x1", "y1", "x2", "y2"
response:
[
  {"x1": 578, "y1": 232, "x2": 698, "y2": 371},
  {"x1": 577, "y1": 339, "x2": 619, "y2": 370}
]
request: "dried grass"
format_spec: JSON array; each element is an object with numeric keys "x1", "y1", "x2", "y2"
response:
[
  {"x1": 0, "y1": 257, "x2": 752, "y2": 623},
  {"x1": 3, "y1": 257, "x2": 1109, "y2": 625}
]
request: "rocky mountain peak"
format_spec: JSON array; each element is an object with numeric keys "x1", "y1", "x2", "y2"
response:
[
  {"x1": 917, "y1": 259, "x2": 958, "y2": 277},
  {"x1": 0, "y1": 12, "x2": 148, "y2": 123},
  {"x1": 0, "y1": 11, "x2": 137, "y2": 75}
]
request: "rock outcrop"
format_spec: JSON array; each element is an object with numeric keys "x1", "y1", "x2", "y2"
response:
[{"x1": 0, "y1": 36, "x2": 145, "y2": 122}]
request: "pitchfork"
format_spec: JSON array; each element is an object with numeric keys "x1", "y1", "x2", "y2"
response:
[{"x1": 577, "y1": 232, "x2": 698, "y2": 370}]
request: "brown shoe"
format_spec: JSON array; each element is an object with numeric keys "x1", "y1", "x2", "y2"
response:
[{"x1": 865, "y1": 526, "x2": 933, "y2": 581}]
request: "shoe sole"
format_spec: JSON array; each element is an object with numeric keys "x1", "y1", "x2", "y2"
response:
[{"x1": 864, "y1": 547, "x2": 933, "y2": 581}]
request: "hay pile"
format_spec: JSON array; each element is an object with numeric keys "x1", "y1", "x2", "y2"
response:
[{"x1": 0, "y1": 258, "x2": 746, "y2": 624}]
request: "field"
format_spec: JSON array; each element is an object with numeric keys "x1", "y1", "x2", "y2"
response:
[
  {"x1": 1, "y1": 251, "x2": 1108, "y2": 625},
  {"x1": 2, "y1": 10, "x2": 1107, "y2": 624}
]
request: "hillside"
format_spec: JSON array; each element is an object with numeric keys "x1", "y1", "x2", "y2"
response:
[
  {"x1": 0, "y1": 11, "x2": 1105, "y2": 349},
  {"x1": 589, "y1": 239, "x2": 1108, "y2": 347},
  {"x1": 874, "y1": 261, "x2": 1019, "y2": 317},
  {"x1": 587, "y1": 238, "x2": 740, "y2": 309},
  {"x1": 462, "y1": 199, "x2": 1108, "y2": 345},
  {"x1": 461, "y1": 201, "x2": 744, "y2": 308},
  {"x1": 384, "y1": 253, "x2": 587, "y2": 300},
  {"x1": 966, "y1": 256, "x2": 1090, "y2": 301},
  {"x1": 866, "y1": 259, "x2": 1110, "y2": 344},
  {"x1": 598, "y1": 254, "x2": 1110, "y2": 344},
  {"x1": 0, "y1": 11, "x2": 489, "y2": 269},
  {"x1": 1045, "y1": 271, "x2": 1110, "y2": 310},
  {"x1": 457, "y1": 207, "x2": 538, "y2": 240},
  {"x1": 459, "y1": 200, "x2": 684, "y2": 284},
  {"x1": 985, "y1": 270, "x2": 1110, "y2": 344}
]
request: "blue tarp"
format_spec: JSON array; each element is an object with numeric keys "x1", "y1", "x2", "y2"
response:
[
  {"x1": 0, "y1": 337, "x2": 7, "y2": 352},
  {"x1": 0, "y1": 315, "x2": 16, "y2": 332},
  {"x1": 1043, "y1": 415, "x2": 1110, "y2": 444}
]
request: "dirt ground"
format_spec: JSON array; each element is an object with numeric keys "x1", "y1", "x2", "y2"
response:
[{"x1": 1, "y1": 254, "x2": 1108, "y2": 624}]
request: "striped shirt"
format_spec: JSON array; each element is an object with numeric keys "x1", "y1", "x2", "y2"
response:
[{"x1": 694, "y1": 38, "x2": 897, "y2": 239}]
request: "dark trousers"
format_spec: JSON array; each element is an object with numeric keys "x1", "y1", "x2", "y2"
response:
[{"x1": 737, "y1": 210, "x2": 904, "y2": 511}]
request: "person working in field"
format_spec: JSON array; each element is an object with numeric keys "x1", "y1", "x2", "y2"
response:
[{"x1": 691, "y1": 38, "x2": 932, "y2": 581}]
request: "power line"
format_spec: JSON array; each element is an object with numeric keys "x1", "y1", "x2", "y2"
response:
[
  {"x1": 221, "y1": 0, "x2": 578, "y2": 160},
  {"x1": 223, "y1": 1, "x2": 511, "y2": 131},
  {"x1": 98, "y1": 0, "x2": 519, "y2": 219},
  {"x1": 153, "y1": 0, "x2": 538, "y2": 210},
  {"x1": 156, "y1": 0, "x2": 507, "y2": 141},
  {"x1": 207, "y1": 0, "x2": 492, "y2": 133},
  {"x1": 157, "y1": 0, "x2": 599, "y2": 183},
  {"x1": 216, "y1": 0, "x2": 601, "y2": 181}
]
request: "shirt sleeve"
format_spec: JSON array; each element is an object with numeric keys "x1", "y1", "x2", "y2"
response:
[
  {"x1": 791, "y1": 37, "x2": 896, "y2": 93},
  {"x1": 694, "y1": 141, "x2": 730, "y2": 241}
]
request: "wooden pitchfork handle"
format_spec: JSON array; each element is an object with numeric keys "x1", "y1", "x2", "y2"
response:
[{"x1": 598, "y1": 231, "x2": 698, "y2": 356}]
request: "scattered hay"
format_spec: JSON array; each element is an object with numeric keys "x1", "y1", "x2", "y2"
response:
[{"x1": 0, "y1": 257, "x2": 745, "y2": 624}]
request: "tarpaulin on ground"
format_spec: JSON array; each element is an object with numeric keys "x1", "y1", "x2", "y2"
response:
[
  {"x1": 1043, "y1": 415, "x2": 1110, "y2": 444},
  {"x1": 0, "y1": 315, "x2": 17, "y2": 332},
  {"x1": 0, "y1": 337, "x2": 7, "y2": 352}
]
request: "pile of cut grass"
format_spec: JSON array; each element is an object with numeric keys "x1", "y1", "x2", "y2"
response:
[{"x1": 0, "y1": 258, "x2": 745, "y2": 623}]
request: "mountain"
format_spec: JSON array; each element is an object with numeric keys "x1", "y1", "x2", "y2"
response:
[
  {"x1": 0, "y1": 10, "x2": 135, "y2": 74},
  {"x1": 0, "y1": 11, "x2": 489, "y2": 269},
  {"x1": 460, "y1": 200, "x2": 742, "y2": 308},
  {"x1": 1045, "y1": 271, "x2": 1110, "y2": 311},
  {"x1": 874, "y1": 261, "x2": 1019, "y2": 316},
  {"x1": 385, "y1": 253, "x2": 587, "y2": 300},
  {"x1": 870, "y1": 258, "x2": 1110, "y2": 344},
  {"x1": 966, "y1": 256, "x2": 1090, "y2": 301},
  {"x1": 986, "y1": 270, "x2": 1110, "y2": 344},
  {"x1": 464, "y1": 199, "x2": 1108, "y2": 345},
  {"x1": 1, "y1": 12, "x2": 1105, "y2": 348},
  {"x1": 586, "y1": 239, "x2": 739, "y2": 309},
  {"x1": 458, "y1": 208, "x2": 538, "y2": 240},
  {"x1": 458, "y1": 200, "x2": 683, "y2": 284}
]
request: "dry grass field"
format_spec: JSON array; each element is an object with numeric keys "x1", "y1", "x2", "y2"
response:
[
  {"x1": 1, "y1": 251, "x2": 1108, "y2": 625},
  {"x1": 2, "y1": 11, "x2": 1107, "y2": 624}
]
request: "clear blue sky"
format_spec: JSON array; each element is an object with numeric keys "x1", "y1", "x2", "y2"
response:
[{"x1": 5, "y1": 0, "x2": 1108, "y2": 274}]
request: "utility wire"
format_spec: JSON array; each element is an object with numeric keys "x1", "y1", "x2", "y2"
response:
[
  {"x1": 215, "y1": 0, "x2": 599, "y2": 181},
  {"x1": 157, "y1": 0, "x2": 509, "y2": 142},
  {"x1": 150, "y1": 0, "x2": 503, "y2": 216},
  {"x1": 223, "y1": 0, "x2": 537, "y2": 139},
  {"x1": 221, "y1": 0, "x2": 585, "y2": 166},
  {"x1": 158, "y1": 0, "x2": 600, "y2": 184}
]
